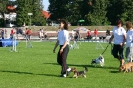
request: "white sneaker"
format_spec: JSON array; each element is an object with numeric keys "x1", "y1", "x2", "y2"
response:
[{"x1": 63, "y1": 74, "x2": 66, "y2": 77}]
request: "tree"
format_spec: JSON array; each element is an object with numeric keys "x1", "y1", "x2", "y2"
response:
[
  {"x1": 16, "y1": 0, "x2": 32, "y2": 26},
  {"x1": 85, "y1": 0, "x2": 110, "y2": 25},
  {"x1": 65, "y1": 0, "x2": 83, "y2": 25},
  {"x1": 117, "y1": 0, "x2": 133, "y2": 23},
  {"x1": 48, "y1": 0, "x2": 85, "y2": 25},
  {"x1": 0, "y1": 0, "x2": 8, "y2": 27},
  {"x1": 32, "y1": 0, "x2": 46, "y2": 26},
  {"x1": 48, "y1": 0, "x2": 110, "y2": 26},
  {"x1": 16, "y1": 0, "x2": 46, "y2": 26}
]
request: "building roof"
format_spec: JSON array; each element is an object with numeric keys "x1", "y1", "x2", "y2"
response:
[
  {"x1": 42, "y1": 10, "x2": 51, "y2": 19},
  {"x1": 6, "y1": 5, "x2": 15, "y2": 11},
  {"x1": 6, "y1": 5, "x2": 51, "y2": 19}
]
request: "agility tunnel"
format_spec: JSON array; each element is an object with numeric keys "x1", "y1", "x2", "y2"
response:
[{"x1": 0, "y1": 39, "x2": 18, "y2": 47}]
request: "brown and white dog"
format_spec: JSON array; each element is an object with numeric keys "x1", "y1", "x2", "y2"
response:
[
  {"x1": 71, "y1": 67, "x2": 88, "y2": 78},
  {"x1": 119, "y1": 62, "x2": 133, "y2": 73}
]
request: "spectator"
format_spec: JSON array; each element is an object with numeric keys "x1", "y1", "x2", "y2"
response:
[
  {"x1": 109, "y1": 19, "x2": 126, "y2": 68},
  {"x1": 106, "y1": 29, "x2": 110, "y2": 36},
  {"x1": 74, "y1": 30, "x2": 80, "y2": 41},
  {"x1": 16, "y1": 28, "x2": 19, "y2": 39},
  {"x1": 125, "y1": 21, "x2": 133, "y2": 62},
  {"x1": 27, "y1": 29, "x2": 32, "y2": 40},
  {"x1": 87, "y1": 29, "x2": 92, "y2": 40},
  {"x1": 10, "y1": 28, "x2": 15, "y2": 39},
  {"x1": 5, "y1": 29, "x2": 7, "y2": 38},
  {"x1": 44, "y1": 29, "x2": 48, "y2": 40},
  {"x1": 25, "y1": 28, "x2": 28, "y2": 36},
  {"x1": 18, "y1": 28, "x2": 23, "y2": 35},
  {"x1": 71, "y1": 30, "x2": 75, "y2": 40},
  {"x1": 39, "y1": 29, "x2": 44, "y2": 41},
  {"x1": 1, "y1": 29, "x2": 4, "y2": 39},
  {"x1": 94, "y1": 29, "x2": 98, "y2": 40}
]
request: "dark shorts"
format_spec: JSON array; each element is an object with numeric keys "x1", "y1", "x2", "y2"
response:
[{"x1": 112, "y1": 44, "x2": 124, "y2": 59}]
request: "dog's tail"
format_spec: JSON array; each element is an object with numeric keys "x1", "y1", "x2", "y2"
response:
[{"x1": 84, "y1": 67, "x2": 88, "y2": 73}]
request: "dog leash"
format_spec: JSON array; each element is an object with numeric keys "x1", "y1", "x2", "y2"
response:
[
  {"x1": 101, "y1": 43, "x2": 110, "y2": 55},
  {"x1": 110, "y1": 43, "x2": 113, "y2": 55}
]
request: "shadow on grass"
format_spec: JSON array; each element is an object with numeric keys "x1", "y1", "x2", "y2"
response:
[
  {"x1": 0, "y1": 70, "x2": 33, "y2": 75},
  {"x1": 110, "y1": 70, "x2": 120, "y2": 73},
  {"x1": 0, "y1": 70, "x2": 60, "y2": 77},
  {"x1": 43, "y1": 62, "x2": 58, "y2": 65},
  {"x1": 43, "y1": 62, "x2": 118, "y2": 70},
  {"x1": 35, "y1": 73, "x2": 60, "y2": 77}
]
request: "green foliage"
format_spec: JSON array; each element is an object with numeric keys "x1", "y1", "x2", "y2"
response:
[
  {"x1": 0, "y1": 42, "x2": 133, "y2": 88},
  {"x1": 48, "y1": 0, "x2": 133, "y2": 26},
  {"x1": 0, "y1": 18, "x2": 4, "y2": 27},
  {"x1": 16, "y1": 0, "x2": 46, "y2": 26},
  {"x1": 0, "y1": 0, "x2": 8, "y2": 26},
  {"x1": 16, "y1": 0, "x2": 32, "y2": 26},
  {"x1": 86, "y1": 0, "x2": 110, "y2": 25},
  {"x1": 32, "y1": 0, "x2": 46, "y2": 26}
]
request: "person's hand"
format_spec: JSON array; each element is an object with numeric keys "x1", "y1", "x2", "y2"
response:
[
  {"x1": 120, "y1": 43, "x2": 123, "y2": 46},
  {"x1": 60, "y1": 48, "x2": 63, "y2": 54},
  {"x1": 120, "y1": 43, "x2": 124, "y2": 47}
]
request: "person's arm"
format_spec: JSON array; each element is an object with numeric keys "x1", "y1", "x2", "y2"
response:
[
  {"x1": 120, "y1": 34, "x2": 126, "y2": 46},
  {"x1": 53, "y1": 40, "x2": 59, "y2": 53}
]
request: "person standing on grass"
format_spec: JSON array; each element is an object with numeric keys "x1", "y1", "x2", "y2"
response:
[
  {"x1": 87, "y1": 29, "x2": 92, "y2": 40},
  {"x1": 109, "y1": 19, "x2": 126, "y2": 68},
  {"x1": 1, "y1": 28, "x2": 4, "y2": 39},
  {"x1": 94, "y1": 29, "x2": 98, "y2": 40},
  {"x1": 53, "y1": 19, "x2": 71, "y2": 78},
  {"x1": 106, "y1": 29, "x2": 110, "y2": 36},
  {"x1": 27, "y1": 29, "x2": 32, "y2": 40},
  {"x1": 10, "y1": 28, "x2": 15, "y2": 39},
  {"x1": 125, "y1": 21, "x2": 133, "y2": 62},
  {"x1": 39, "y1": 29, "x2": 44, "y2": 41},
  {"x1": 5, "y1": 28, "x2": 7, "y2": 38},
  {"x1": 44, "y1": 29, "x2": 48, "y2": 40}
]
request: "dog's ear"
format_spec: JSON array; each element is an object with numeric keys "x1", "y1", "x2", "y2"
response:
[
  {"x1": 71, "y1": 68, "x2": 76, "y2": 71},
  {"x1": 74, "y1": 68, "x2": 77, "y2": 70}
]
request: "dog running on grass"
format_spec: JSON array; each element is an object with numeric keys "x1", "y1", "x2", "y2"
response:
[
  {"x1": 91, "y1": 54, "x2": 104, "y2": 67},
  {"x1": 71, "y1": 67, "x2": 88, "y2": 78},
  {"x1": 119, "y1": 62, "x2": 133, "y2": 73}
]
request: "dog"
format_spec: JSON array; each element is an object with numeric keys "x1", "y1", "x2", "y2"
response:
[
  {"x1": 71, "y1": 67, "x2": 88, "y2": 78},
  {"x1": 91, "y1": 54, "x2": 104, "y2": 67},
  {"x1": 119, "y1": 62, "x2": 133, "y2": 73}
]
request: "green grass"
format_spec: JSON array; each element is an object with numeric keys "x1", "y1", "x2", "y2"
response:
[{"x1": 0, "y1": 41, "x2": 132, "y2": 88}]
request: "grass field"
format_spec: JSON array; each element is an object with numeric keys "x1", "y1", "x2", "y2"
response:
[{"x1": 0, "y1": 41, "x2": 132, "y2": 88}]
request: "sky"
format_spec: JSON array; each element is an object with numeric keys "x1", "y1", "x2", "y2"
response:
[{"x1": 43, "y1": 0, "x2": 50, "y2": 11}]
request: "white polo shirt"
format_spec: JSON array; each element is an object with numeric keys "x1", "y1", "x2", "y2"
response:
[
  {"x1": 113, "y1": 26, "x2": 126, "y2": 44},
  {"x1": 57, "y1": 30, "x2": 69, "y2": 45},
  {"x1": 126, "y1": 29, "x2": 133, "y2": 47}
]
